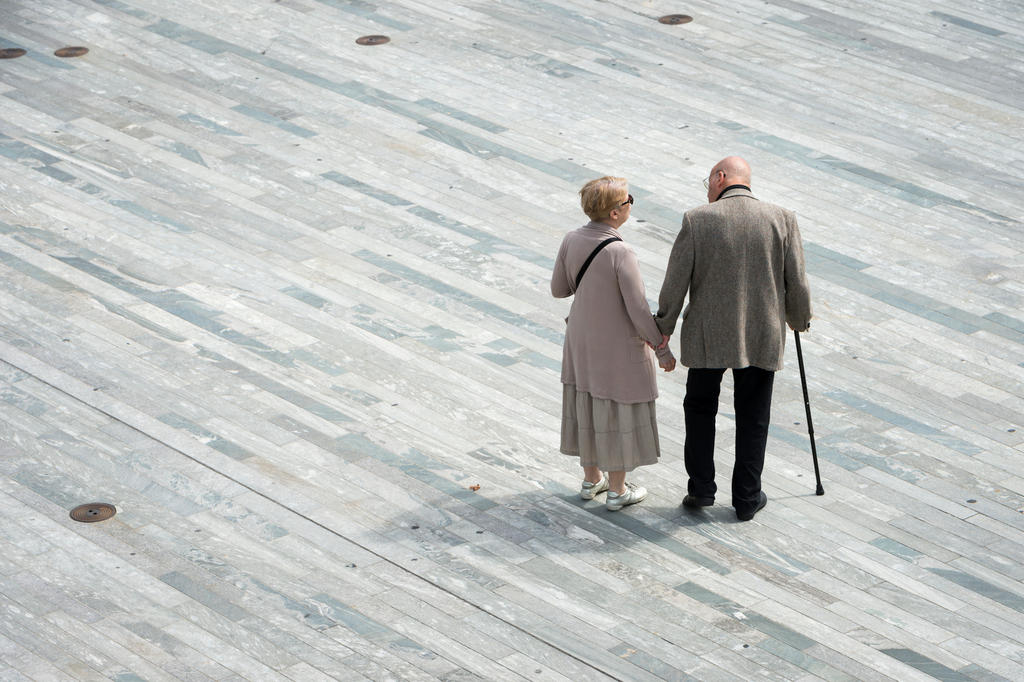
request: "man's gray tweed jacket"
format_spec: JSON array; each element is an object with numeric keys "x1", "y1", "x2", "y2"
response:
[{"x1": 655, "y1": 186, "x2": 812, "y2": 371}]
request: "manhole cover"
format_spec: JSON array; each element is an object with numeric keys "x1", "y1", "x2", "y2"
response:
[
  {"x1": 54, "y1": 46, "x2": 89, "y2": 58},
  {"x1": 356, "y1": 35, "x2": 390, "y2": 46},
  {"x1": 0, "y1": 48, "x2": 27, "y2": 59},
  {"x1": 659, "y1": 15, "x2": 694, "y2": 25},
  {"x1": 70, "y1": 503, "x2": 117, "y2": 523}
]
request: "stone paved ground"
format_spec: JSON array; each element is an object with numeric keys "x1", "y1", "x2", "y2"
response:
[{"x1": 1, "y1": 0, "x2": 1022, "y2": 680}]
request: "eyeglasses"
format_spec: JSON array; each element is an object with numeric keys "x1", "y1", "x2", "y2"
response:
[
  {"x1": 618, "y1": 194, "x2": 634, "y2": 207},
  {"x1": 703, "y1": 171, "x2": 721, "y2": 191}
]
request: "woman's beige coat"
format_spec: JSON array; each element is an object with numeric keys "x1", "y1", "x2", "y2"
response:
[
  {"x1": 655, "y1": 187, "x2": 812, "y2": 371},
  {"x1": 552, "y1": 222, "x2": 671, "y2": 404}
]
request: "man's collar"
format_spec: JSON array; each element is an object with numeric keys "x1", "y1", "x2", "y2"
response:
[{"x1": 715, "y1": 184, "x2": 753, "y2": 201}]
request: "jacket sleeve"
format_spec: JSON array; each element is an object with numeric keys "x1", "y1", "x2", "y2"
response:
[
  {"x1": 783, "y1": 212, "x2": 813, "y2": 331},
  {"x1": 654, "y1": 343, "x2": 675, "y2": 364},
  {"x1": 550, "y1": 237, "x2": 573, "y2": 299},
  {"x1": 615, "y1": 246, "x2": 663, "y2": 348},
  {"x1": 654, "y1": 214, "x2": 695, "y2": 336}
]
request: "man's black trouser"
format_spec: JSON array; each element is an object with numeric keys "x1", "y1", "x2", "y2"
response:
[{"x1": 683, "y1": 366, "x2": 775, "y2": 512}]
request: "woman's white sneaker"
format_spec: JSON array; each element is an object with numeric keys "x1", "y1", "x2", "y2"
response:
[
  {"x1": 580, "y1": 474, "x2": 609, "y2": 500},
  {"x1": 606, "y1": 482, "x2": 647, "y2": 511}
]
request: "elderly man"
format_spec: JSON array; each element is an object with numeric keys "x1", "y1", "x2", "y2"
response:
[{"x1": 655, "y1": 156, "x2": 812, "y2": 521}]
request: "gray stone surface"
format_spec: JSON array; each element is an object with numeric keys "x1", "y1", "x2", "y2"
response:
[{"x1": 1, "y1": 0, "x2": 1023, "y2": 679}]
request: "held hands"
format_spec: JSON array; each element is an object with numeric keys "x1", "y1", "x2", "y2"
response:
[
  {"x1": 648, "y1": 334, "x2": 675, "y2": 372},
  {"x1": 646, "y1": 334, "x2": 670, "y2": 350}
]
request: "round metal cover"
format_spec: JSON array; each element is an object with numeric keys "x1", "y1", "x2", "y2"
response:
[
  {"x1": 54, "y1": 46, "x2": 89, "y2": 58},
  {"x1": 0, "y1": 48, "x2": 27, "y2": 59},
  {"x1": 356, "y1": 35, "x2": 390, "y2": 46},
  {"x1": 70, "y1": 503, "x2": 116, "y2": 523},
  {"x1": 659, "y1": 15, "x2": 694, "y2": 25}
]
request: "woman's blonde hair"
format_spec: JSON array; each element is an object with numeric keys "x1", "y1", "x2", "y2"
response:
[{"x1": 579, "y1": 176, "x2": 628, "y2": 221}]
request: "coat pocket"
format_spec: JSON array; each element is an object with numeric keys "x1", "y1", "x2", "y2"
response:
[{"x1": 629, "y1": 336, "x2": 651, "y2": 363}]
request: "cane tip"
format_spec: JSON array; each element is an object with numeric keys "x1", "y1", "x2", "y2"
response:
[{"x1": 815, "y1": 486, "x2": 825, "y2": 496}]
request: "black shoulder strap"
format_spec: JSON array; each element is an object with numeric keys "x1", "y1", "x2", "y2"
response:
[{"x1": 574, "y1": 237, "x2": 622, "y2": 290}]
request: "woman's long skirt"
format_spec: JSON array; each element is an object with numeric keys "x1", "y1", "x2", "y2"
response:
[{"x1": 560, "y1": 383, "x2": 660, "y2": 472}]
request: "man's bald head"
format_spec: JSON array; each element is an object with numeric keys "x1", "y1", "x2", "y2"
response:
[
  {"x1": 706, "y1": 156, "x2": 752, "y2": 202},
  {"x1": 712, "y1": 156, "x2": 751, "y2": 185}
]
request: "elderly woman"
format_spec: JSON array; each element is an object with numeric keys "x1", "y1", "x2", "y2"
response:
[{"x1": 552, "y1": 176, "x2": 675, "y2": 511}]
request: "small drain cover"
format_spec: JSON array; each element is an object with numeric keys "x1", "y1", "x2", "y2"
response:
[
  {"x1": 0, "y1": 48, "x2": 27, "y2": 59},
  {"x1": 659, "y1": 15, "x2": 694, "y2": 25},
  {"x1": 70, "y1": 503, "x2": 117, "y2": 523},
  {"x1": 356, "y1": 35, "x2": 390, "y2": 46},
  {"x1": 54, "y1": 46, "x2": 89, "y2": 58}
]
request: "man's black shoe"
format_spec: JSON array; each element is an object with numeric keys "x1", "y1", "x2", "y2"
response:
[
  {"x1": 682, "y1": 495, "x2": 714, "y2": 508},
  {"x1": 736, "y1": 491, "x2": 767, "y2": 521}
]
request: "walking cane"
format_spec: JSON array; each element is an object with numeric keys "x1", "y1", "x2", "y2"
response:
[{"x1": 793, "y1": 330, "x2": 824, "y2": 495}]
